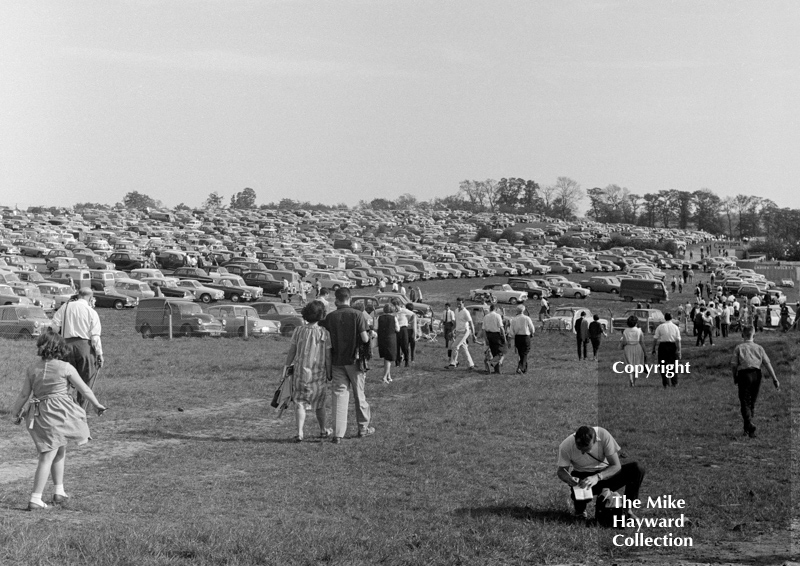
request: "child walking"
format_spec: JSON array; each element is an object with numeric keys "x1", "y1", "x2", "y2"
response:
[{"x1": 10, "y1": 332, "x2": 106, "y2": 510}]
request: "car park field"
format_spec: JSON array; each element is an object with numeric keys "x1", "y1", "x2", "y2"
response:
[{"x1": 0, "y1": 207, "x2": 797, "y2": 564}]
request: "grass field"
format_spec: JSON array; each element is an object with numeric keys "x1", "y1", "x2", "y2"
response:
[{"x1": 0, "y1": 271, "x2": 798, "y2": 565}]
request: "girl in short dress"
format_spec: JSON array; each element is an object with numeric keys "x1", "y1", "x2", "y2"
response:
[{"x1": 10, "y1": 332, "x2": 106, "y2": 510}]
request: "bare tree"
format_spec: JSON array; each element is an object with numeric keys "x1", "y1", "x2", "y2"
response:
[{"x1": 551, "y1": 177, "x2": 583, "y2": 220}]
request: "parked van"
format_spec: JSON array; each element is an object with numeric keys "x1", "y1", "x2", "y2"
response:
[
  {"x1": 324, "y1": 255, "x2": 346, "y2": 270},
  {"x1": 89, "y1": 269, "x2": 117, "y2": 292},
  {"x1": 619, "y1": 278, "x2": 669, "y2": 304},
  {"x1": 135, "y1": 298, "x2": 224, "y2": 338},
  {"x1": 49, "y1": 268, "x2": 91, "y2": 289}
]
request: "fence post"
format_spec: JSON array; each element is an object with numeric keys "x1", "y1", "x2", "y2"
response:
[
  {"x1": 168, "y1": 303, "x2": 173, "y2": 340},
  {"x1": 243, "y1": 311, "x2": 249, "y2": 340}
]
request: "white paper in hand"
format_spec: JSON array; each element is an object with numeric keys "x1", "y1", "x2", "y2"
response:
[{"x1": 572, "y1": 485, "x2": 594, "y2": 501}]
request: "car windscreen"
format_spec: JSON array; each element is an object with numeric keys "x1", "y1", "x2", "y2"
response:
[
  {"x1": 177, "y1": 303, "x2": 203, "y2": 315},
  {"x1": 274, "y1": 304, "x2": 296, "y2": 315},
  {"x1": 18, "y1": 307, "x2": 48, "y2": 319}
]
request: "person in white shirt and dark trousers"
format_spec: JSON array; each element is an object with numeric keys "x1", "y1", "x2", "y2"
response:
[
  {"x1": 510, "y1": 304, "x2": 535, "y2": 374},
  {"x1": 51, "y1": 288, "x2": 104, "y2": 406},
  {"x1": 651, "y1": 313, "x2": 681, "y2": 388}
]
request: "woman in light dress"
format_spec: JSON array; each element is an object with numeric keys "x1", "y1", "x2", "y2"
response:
[
  {"x1": 620, "y1": 315, "x2": 646, "y2": 387},
  {"x1": 282, "y1": 300, "x2": 332, "y2": 442}
]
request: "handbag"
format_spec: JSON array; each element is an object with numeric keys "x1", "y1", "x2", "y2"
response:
[{"x1": 271, "y1": 366, "x2": 292, "y2": 408}]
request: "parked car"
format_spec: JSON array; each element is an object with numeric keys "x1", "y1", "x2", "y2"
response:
[
  {"x1": 251, "y1": 300, "x2": 304, "y2": 336},
  {"x1": 469, "y1": 284, "x2": 527, "y2": 305},
  {"x1": 531, "y1": 278, "x2": 564, "y2": 298},
  {"x1": 546, "y1": 261, "x2": 573, "y2": 274},
  {"x1": 304, "y1": 271, "x2": 352, "y2": 290},
  {"x1": 0, "y1": 283, "x2": 33, "y2": 306},
  {"x1": 753, "y1": 305, "x2": 795, "y2": 329},
  {"x1": 506, "y1": 278, "x2": 544, "y2": 299},
  {"x1": 18, "y1": 241, "x2": 50, "y2": 257},
  {"x1": 242, "y1": 271, "x2": 285, "y2": 296},
  {"x1": 552, "y1": 281, "x2": 591, "y2": 299},
  {"x1": 487, "y1": 262, "x2": 518, "y2": 277},
  {"x1": 93, "y1": 288, "x2": 139, "y2": 310},
  {"x1": 207, "y1": 305, "x2": 281, "y2": 337},
  {"x1": 46, "y1": 257, "x2": 83, "y2": 273},
  {"x1": 612, "y1": 308, "x2": 666, "y2": 334},
  {"x1": 579, "y1": 276, "x2": 621, "y2": 294},
  {"x1": 143, "y1": 277, "x2": 195, "y2": 299},
  {"x1": 778, "y1": 279, "x2": 795, "y2": 288},
  {"x1": 108, "y1": 251, "x2": 146, "y2": 271},
  {"x1": 35, "y1": 282, "x2": 75, "y2": 309},
  {"x1": 172, "y1": 266, "x2": 217, "y2": 284},
  {"x1": 113, "y1": 278, "x2": 156, "y2": 301},
  {"x1": 542, "y1": 306, "x2": 609, "y2": 333},
  {"x1": 135, "y1": 298, "x2": 224, "y2": 338},
  {"x1": 175, "y1": 279, "x2": 225, "y2": 303},
  {"x1": 0, "y1": 305, "x2": 55, "y2": 339}
]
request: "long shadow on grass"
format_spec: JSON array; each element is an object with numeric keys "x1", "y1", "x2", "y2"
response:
[{"x1": 452, "y1": 505, "x2": 574, "y2": 525}]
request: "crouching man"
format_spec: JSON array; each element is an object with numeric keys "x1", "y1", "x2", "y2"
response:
[{"x1": 556, "y1": 425, "x2": 645, "y2": 521}]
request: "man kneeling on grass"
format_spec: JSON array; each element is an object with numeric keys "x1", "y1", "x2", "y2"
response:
[{"x1": 556, "y1": 426, "x2": 645, "y2": 522}]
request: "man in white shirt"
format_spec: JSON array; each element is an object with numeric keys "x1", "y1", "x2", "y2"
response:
[
  {"x1": 557, "y1": 426, "x2": 645, "y2": 521},
  {"x1": 720, "y1": 303, "x2": 732, "y2": 337},
  {"x1": 509, "y1": 304, "x2": 535, "y2": 374},
  {"x1": 51, "y1": 287, "x2": 104, "y2": 406},
  {"x1": 482, "y1": 304, "x2": 506, "y2": 374},
  {"x1": 446, "y1": 298, "x2": 476, "y2": 370},
  {"x1": 651, "y1": 313, "x2": 682, "y2": 388},
  {"x1": 539, "y1": 296, "x2": 550, "y2": 322}
]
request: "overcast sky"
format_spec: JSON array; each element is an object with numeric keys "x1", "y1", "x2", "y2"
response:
[{"x1": 1, "y1": 1, "x2": 798, "y2": 211}]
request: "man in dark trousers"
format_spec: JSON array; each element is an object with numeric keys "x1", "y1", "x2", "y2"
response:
[
  {"x1": 651, "y1": 313, "x2": 682, "y2": 387},
  {"x1": 322, "y1": 287, "x2": 373, "y2": 444},
  {"x1": 51, "y1": 288, "x2": 105, "y2": 406},
  {"x1": 557, "y1": 426, "x2": 645, "y2": 521},
  {"x1": 576, "y1": 311, "x2": 590, "y2": 360},
  {"x1": 731, "y1": 326, "x2": 780, "y2": 437},
  {"x1": 587, "y1": 314, "x2": 606, "y2": 362}
]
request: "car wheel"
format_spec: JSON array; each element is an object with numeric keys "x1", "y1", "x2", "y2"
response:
[
  {"x1": 281, "y1": 324, "x2": 295, "y2": 337},
  {"x1": 593, "y1": 268, "x2": 599, "y2": 272},
  {"x1": 113, "y1": 300, "x2": 124, "y2": 310},
  {"x1": 504, "y1": 271, "x2": 511, "y2": 277},
  {"x1": 575, "y1": 292, "x2": 582, "y2": 299},
  {"x1": 610, "y1": 289, "x2": 619, "y2": 294},
  {"x1": 623, "y1": 296, "x2": 633, "y2": 302},
  {"x1": 237, "y1": 326, "x2": 245, "y2": 337},
  {"x1": 230, "y1": 294, "x2": 240, "y2": 302},
  {"x1": 509, "y1": 298, "x2": 518, "y2": 305},
  {"x1": 18, "y1": 329, "x2": 32, "y2": 340},
  {"x1": 180, "y1": 324, "x2": 193, "y2": 337},
  {"x1": 141, "y1": 324, "x2": 153, "y2": 339},
  {"x1": 332, "y1": 284, "x2": 340, "y2": 290},
  {"x1": 200, "y1": 294, "x2": 211, "y2": 303},
  {"x1": 535, "y1": 270, "x2": 542, "y2": 275}
]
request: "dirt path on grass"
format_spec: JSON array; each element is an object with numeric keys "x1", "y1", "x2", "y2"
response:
[{"x1": 0, "y1": 398, "x2": 282, "y2": 487}]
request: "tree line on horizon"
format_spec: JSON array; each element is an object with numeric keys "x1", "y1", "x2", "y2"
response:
[{"x1": 28, "y1": 177, "x2": 800, "y2": 260}]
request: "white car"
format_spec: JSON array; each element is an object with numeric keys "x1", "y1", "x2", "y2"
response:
[
  {"x1": 176, "y1": 279, "x2": 225, "y2": 303},
  {"x1": 304, "y1": 271, "x2": 353, "y2": 290},
  {"x1": 552, "y1": 281, "x2": 592, "y2": 299},
  {"x1": 469, "y1": 284, "x2": 528, "y2": 305}
]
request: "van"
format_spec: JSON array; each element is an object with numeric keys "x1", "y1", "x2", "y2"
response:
[
  {"x1": 89, "y1": 269, "x2": 117, "y2": 292},
  {"x1": 333, "y1": 239, "x2": 362, "y2": 253},
  {"x1": 324, "y1": 255, "x2": 346, "y2": 270},
  {"x1": 49, "y1": 268, "x2": 91, "y2": 289},
  {"x1": 619, "y1": 278, "x2": 669, "y2": 304},
  {"x1": 135, "y1": 298, "x2": 224, "y2": 338}
]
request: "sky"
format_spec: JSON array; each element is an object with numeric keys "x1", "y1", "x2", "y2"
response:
[{"x1": 1, "y1": 0, "x2": 798, "y2": 212}]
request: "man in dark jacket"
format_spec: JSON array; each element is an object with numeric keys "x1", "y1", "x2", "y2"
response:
[{"x1": 576, "y1": 311, "x2": 590, "y2": 361}]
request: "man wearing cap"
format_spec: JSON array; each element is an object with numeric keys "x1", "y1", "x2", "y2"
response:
[
  {"x1": 509, "y1": 304, "x2": 535, "y2": 374},
  {"x1": 51, "y1": 287, "x2": 105, "y2": 406}
]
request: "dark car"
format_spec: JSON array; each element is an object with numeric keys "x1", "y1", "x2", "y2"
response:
[
  {"x1": 172, "y1": 266, "x2": 215, "y2": 284},
  {"x1": 242, "y1": 271, "x2": 284, "y2": 296},
  {"x1": 251, "y1": 300, "x2": 304, "y2": 336},
  {"x1": 506, "y1": 278, "x2": 544, "y2": 300},
  {"x1": 93, "y1": 288, "x2": 139, "y2": 310},
  {"x1": 108, "y1": 251, "x2": 145, "y2": 271},
  {"x1": 580, "y1": 276, "x2": 621, "y2": 294}
]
